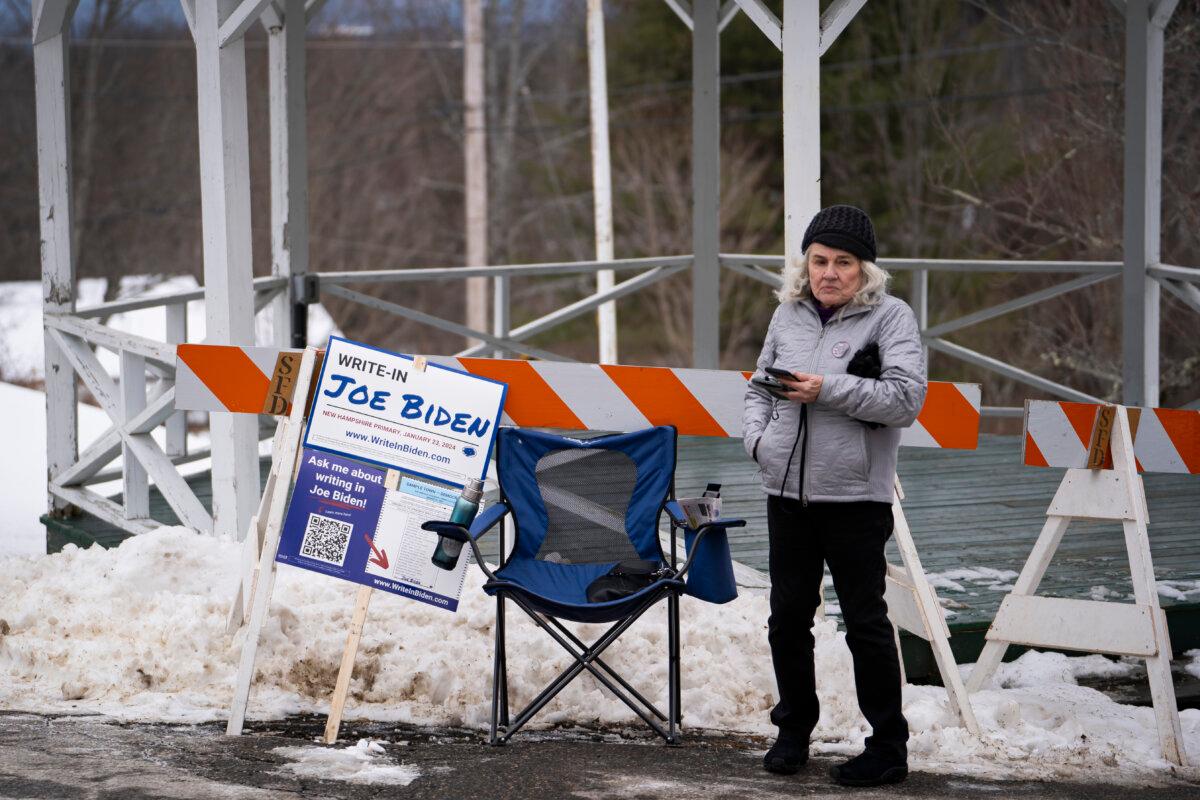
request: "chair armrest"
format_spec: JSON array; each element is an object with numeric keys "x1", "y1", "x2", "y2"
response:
[
  {"x1": 469, "y1": 501, "x2": 509, "y2": 540},
  {"x1": 422, "y1": 520, "x2": 471, "y2": 543},
  {"x1": 420, "y1": 501, "x2": 511, "y2": 582},
  {"x1": 676, "y1": 518, "x2": 746, "y2": 580},
  {"x1": 695, "y1": 517, "x2": 746, "y2": 533}
]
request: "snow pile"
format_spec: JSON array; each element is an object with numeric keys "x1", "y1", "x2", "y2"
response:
[
  {"x1": 272, "y1": 738, "x2": 420, "y2": 786},
  {"x1": 0, "y1": 527, "x2": 1197, "y2": 784}
]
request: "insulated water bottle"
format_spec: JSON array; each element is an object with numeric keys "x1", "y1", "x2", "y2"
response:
[{"x1": 431, "y1": 478, "x2": 484, "y2": 570}]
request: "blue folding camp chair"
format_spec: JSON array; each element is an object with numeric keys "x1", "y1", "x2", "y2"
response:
[{"x1": 424, "y1": 425, "x2": 744, "y2": 745}]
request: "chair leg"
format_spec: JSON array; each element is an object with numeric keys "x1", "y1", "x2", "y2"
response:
[
  {"x1": 545, "y1": 616, "x2": 667, "y2": 722},
  {"x1": 490, "y1": 594, "x2": 507, "y2": 746},
  {"x1": 498, "y1": 595, "x2": 510, "y2": 727},
  {"x1": 668, "y1": 592, "x2": 681, "y2": 745},
  {"x1": 501, "y1": 594, "x2": 669, "y2": 743}
]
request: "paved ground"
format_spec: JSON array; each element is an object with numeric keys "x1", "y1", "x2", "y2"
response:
[{"x1": 1, "y1": 713, "x2": 1197, "y2": 800}]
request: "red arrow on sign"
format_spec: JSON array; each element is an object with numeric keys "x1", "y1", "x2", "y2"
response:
[{"x1": 363, "y1": 533, "x2": 389, "y2": 570}]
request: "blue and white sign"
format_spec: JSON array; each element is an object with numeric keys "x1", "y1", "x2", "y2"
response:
[
  {"x1": 304, "y1": 336, "x2": 507, "y2": 487},
  {"x1": 277, "y1": 448, "x2": 472, "y2": 611}
]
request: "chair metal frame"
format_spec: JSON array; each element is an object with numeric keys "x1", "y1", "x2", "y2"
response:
[{"x1": 424, "y1": 427, "x2": 743, "y2": 746}]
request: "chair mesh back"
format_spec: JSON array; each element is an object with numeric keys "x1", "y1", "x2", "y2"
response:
[{"x1": 532, "y1": 448, "x2": 642, "y2": 565}]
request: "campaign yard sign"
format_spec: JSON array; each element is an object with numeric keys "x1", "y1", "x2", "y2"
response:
[
  {"x1": 277, "y1": 448, "x2": 474, "y2": 611},
  {"x1": 303, "y1": 336, "x2": 507, "y2": 488}
]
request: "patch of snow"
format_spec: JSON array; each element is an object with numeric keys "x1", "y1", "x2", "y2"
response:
[
  {"x1": 924, "y1": 567, "x2": 1020, "y2": 594},
  {"x1": 0, "y1": 279, "x2": 107, "y2": 382},
  {"x1": 0, "y1": 383, "x2": 211, "y2": 557},
  {"x1": 1089, "y1": 586, "x2": 1120, "y2": 601},
  {"x1": 0, "y1": 527, "x2": 1197, "y2": 784},
  {"x1": 0, "y1": 384, "x2": 115, "y2": 557},
  {"x1": 272, "y1": 738, "x2": 419, "y2": 785},
  {"x1": 1184, "y1": 650, "x2": 1200, "y2": 681},
  {"x1": 976, "y1": 652, "x2": 1139, "y2": 689},
  {"x1": 1157, "y1": 581, "x2": 1200, "y2": 602},
  {"x1": 928, "y1": 575, "x2": 968, "y2": 593}
]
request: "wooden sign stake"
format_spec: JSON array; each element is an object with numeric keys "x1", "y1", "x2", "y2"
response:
[{"x1": 322, "y1": 468, "x2": 399, "y2": 744}]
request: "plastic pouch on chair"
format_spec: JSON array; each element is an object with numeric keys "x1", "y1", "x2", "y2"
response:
[{"x1": 683, "y1": 527, "x2": 738, "y2": 604}]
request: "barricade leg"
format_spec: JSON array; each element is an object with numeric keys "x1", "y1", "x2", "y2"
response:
[{"x1": 965, "y1": 514, "x2": 1070, "y2": 693}]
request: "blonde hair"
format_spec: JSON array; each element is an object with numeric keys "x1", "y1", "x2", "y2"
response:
[{"x1": 775, "y1": 251, "x2": 891, "y2": 307}]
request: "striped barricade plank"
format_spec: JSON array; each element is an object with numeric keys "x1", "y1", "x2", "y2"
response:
[
  {"x1": 1023, "y1": 400, "x2": 1200, "y2": 474},
  {"x1": 432, "y1": 356, "x2": 981, "y2": 449},
  {"x1": 175, "y1": 345, "x2": 981, "y2": 449},
  {"x1": 176, "y1": 344, "x2": 304, "y2": 415}
]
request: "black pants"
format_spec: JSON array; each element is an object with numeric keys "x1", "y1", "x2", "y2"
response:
[{"x1": 766, "y1": 496, "x2": 909, "y2": 761}]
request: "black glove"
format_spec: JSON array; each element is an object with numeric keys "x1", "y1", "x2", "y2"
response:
[{"x1": 845, "y1": 342, "x2": 883, "y2": 429}]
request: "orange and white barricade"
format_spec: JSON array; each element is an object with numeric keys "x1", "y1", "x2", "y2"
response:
[
  {"x1": 176, "y1": 344, "x2": 305, "y2": 415},
  {"x1": 178, "y1": 347, "x2": 984, "y2": 733},
  {"x1": 967, "y1": 400, "x2": 1193, "y2": 766}
]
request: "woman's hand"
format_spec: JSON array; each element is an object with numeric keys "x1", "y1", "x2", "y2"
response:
[{"x1": 776, "y1": 371, "x2": 823, "y2": 403}]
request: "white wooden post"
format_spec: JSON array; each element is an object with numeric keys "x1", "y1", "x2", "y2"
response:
[
  {"x1": 587, "y1": 0, "x2": 618, "y2": 364},
  {"x1": 195, "y1": 0, "x2": 260, "y2": 538},
  {"x1": 463, "y1": 0, "x2": 489, "y2": 347},
  {"x1": 1122, "y1": 0, "x2": 1167, "y2": 407},
  {"x1": 266, "y1": 0, "x2": 310, "y2": 349},
  {"x1": 782, "y1": 0, "x2": 821, "y2": 272},
  {"x1": 164, "y1": 302, "x2": 188, "y2": 458},
  {"x1": 120, "y1": 352, "x2": 150, "y2": 520},
  {"x1": 691, "y1": 0, "x2": 720, "y2": 369},
  {"x1": 34, "y1": 4, "x2": 79, "y2": 516}
]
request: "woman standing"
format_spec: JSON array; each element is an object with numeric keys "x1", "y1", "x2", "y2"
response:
[{"x1": 743, "y1": 205, "x2": 927, "y2": 787}]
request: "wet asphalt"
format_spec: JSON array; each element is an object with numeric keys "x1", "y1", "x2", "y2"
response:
[{"x1": 0, "y1": 712, "x2": 1196, "y2": 800}]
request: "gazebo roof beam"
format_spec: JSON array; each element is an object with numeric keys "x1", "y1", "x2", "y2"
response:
[
  {"x1": 718, "y1": 0, "x2": 741, "y2": 33},
  {"x1": 818, "y1": 0, "x2": 867, "y2": 57},
  {"x1": 219, "y1": 0, "x2": 277, "y2": 47},
  {"x1": 662, "y1": 0, "x2": 694, "y2": 31},
  {"x1": 307, "y1": 0, "x2": 330, "y2": 24},
  {"x1": 1151, "y1": 0, "x2": 1179, "y2": 30},
  {"x1": 732, "y1": 0, "x2": 781, "y2": 50},
  {"x1": 179, "y1": 0, "x2": 196, "y2": 41},
  {"x1": 32, "y1": 0, "x2": 77, "y2": 44}
]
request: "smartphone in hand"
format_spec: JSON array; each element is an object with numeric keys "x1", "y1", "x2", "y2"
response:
[
  {"x1": 751, "y1": 375, "x2": 791, "y2": 400},
  {"x1": 764, "y1": 366, "x2": 795, "y2": 380}
]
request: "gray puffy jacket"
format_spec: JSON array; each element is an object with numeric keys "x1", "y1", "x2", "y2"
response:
[{"x1": 742, "y1": 293, "x2": 927, "y2": 504}]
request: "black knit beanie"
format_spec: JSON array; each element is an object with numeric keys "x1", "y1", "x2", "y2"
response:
[{"x1": 801, "y1": 205, "x2": 877, "y2": 262}]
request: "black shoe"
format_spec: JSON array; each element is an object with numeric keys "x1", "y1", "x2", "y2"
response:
[
  {"x1": 762, "y1": 732, "x2": 808, "y2": 775},
  {"x1": 829, "y1": 750, "x2": 908, "y2": 786}
]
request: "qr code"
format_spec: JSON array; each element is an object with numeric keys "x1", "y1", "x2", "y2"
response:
[{"x1": 299, "y1": 513, "x2": 353, "y2": 566}]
